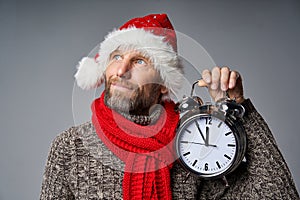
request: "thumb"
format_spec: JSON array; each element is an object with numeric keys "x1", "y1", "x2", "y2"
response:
[{"x1": 198, "y1": 79, "x2": 208, "y2": 87}]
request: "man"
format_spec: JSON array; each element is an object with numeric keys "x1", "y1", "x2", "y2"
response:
[{"x1": 40, "y1": 14, "x2": 299, "y2": 199}]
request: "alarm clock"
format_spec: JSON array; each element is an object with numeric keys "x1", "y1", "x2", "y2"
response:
[{"x1": 175, "y1": 81, "x2": 246, "y2": 184}]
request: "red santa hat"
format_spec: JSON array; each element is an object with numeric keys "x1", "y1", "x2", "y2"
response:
[{"x1": 74, "y1": 13, "x2": 183, "y2": 100}]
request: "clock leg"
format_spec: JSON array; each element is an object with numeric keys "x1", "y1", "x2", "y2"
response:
[{"x1": 222, "y1": 176, "x2": 230, "y2": 187}]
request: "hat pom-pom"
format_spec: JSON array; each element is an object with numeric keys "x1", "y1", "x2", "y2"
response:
[{"x1": 74, "y1": 57, "x2": 102, "y2": 90}]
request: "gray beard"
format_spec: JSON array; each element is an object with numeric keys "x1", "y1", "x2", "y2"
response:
[
  {"x1": 104, "y1": 89, "x2": 134, "y2": 114},
  {"x1": 104, "y1": 83, "x2": 162, "y2": 116}
]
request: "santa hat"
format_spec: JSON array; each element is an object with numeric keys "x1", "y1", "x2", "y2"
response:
[{"x1": 74, "y1": 13, "x2": 183, "y2": 100}]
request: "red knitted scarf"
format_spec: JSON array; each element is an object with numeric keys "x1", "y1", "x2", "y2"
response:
[{"x1": 91, "y1": 92, "x2": 179, "y2": 200}]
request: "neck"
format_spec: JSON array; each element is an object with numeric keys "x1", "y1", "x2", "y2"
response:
[{"x1": 118, "y1": 105, "x2": 162, "y2": 125}]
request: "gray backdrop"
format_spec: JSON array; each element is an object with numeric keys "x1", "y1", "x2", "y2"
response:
[{"x1": 0, "y1": 0, "x2": 299, "y2": 199}]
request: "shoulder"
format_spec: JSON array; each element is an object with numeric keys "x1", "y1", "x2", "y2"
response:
[
  {"x1": 49, "y1": 121, "x2": 124, "y2": 171},
  {"x1": 241, "y1": 98, "x2": 257, "y2": 117},
  {"x1": 48, "y1": 121, "x2": 96, "y2": 159},
  {"x1": 52, "y1": 121, "x2": 94, "y2": 144}
]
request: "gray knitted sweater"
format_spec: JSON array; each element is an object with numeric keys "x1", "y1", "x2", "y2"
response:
[{"x1": 40, "y1": 99, "x2": 299, "y2": 199}]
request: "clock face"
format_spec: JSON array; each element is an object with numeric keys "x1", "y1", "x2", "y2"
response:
[{"x1": 176, "y1": 115, "x2": 237, "y2": 177}]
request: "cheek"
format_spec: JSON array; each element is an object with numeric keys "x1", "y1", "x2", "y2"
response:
[
  {"x1": 132, "y1": 69, "x2": 161, "y2": 86},
  {"x1": 105, "y1": 64, "x2": 116, "y2": 80}
]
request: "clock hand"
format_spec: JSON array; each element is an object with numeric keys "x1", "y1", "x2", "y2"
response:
[
  {"x1": 194, "y1": 120, "x2": 207, "y2": 145},
  {"x1": 205, "y1": 126, "x2": 209, "y2": 146},
  {"x1": 181, "y1": 141, "x2": 217, "y2": 147}
]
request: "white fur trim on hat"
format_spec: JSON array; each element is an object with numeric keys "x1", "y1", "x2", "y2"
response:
[
  {"x1": 74, "y1": 57, "x2": 103, "y2": 90},
  {"x1": 75, "y1": 27, "x2": 183, "y2": 99}
]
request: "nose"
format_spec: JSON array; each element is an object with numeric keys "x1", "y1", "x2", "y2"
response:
[{"x1": 116, "y1": 56, "x2": 132, "y2": 79}]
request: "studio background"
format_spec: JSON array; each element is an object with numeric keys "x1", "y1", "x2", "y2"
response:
[{"x1": 0, "y1": 0, "x2": 299, "y2": 199}]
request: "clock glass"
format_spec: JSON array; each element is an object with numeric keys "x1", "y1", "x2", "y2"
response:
[{"x1": 177, "y1": 115, "x2": 237, "y2": 177}]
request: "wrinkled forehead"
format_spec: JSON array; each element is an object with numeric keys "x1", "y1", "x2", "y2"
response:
[{"x1": 111, "y1": 44, "x2": 152, "y2": 60}]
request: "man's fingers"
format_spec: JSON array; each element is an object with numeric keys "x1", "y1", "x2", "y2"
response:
[
  {"x1": 201, "y1": 69, "x2": 211, "y2": 84},
  {"x1": 199, "y1": 67, "x2": 242, "y2": 90},
  {"x1": 211, "y1": 67, "x2": 221, "y2": 90},
  {"x1": 198, "y1": 79, "x2": 208, "y2": 87},
  {"x1": 220, "y1": 67, "x2": 230, "y2": 91},
  {"x1": 229, "y1": 71, "x2": 240, "y2": 89},
  {"x1": 198, "y1": 67, "x2": 244, "y2": 103}
]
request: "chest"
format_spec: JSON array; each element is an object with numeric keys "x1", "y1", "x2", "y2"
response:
[{"x1": 66, "y1": 153, "x2": 200, "y2": 199}]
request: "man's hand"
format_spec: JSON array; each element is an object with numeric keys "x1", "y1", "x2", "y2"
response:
[{"x1": 198, "y1": 66, "x2": 245, "y2": 103}]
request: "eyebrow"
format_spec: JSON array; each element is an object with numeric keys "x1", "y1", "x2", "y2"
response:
[
  {"x1": 109, "y1": 49, "x2": 151, "y2": 63},
  {"x1": 109, "y1": 49, "x2": 122, "y2": 59}
]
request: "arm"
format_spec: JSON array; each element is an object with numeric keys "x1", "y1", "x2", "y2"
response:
[
  {"x1": 40, "y1": 131, "x2": 74, "y2": 200},
  {"x1": 228, "y1": 99, "x2": 299, "y2": 199}
]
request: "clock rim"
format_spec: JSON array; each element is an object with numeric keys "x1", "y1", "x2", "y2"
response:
[{"x1": 175, "y1": 107, "x2": 246, "y2": 179}]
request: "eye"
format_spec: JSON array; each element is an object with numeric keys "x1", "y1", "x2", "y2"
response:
[
  {"x1": 112, "y1": 54, "x2": 122, "y2": 61},
  {"x1": 135, "y1": 59, "x2": 147, "y2": 65}
]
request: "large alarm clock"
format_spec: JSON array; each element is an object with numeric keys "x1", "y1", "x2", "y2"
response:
[{"x1": 175, "y1": 81, "x2": 247, "y2": 184}]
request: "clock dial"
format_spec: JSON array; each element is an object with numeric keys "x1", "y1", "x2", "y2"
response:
[{"x1": 177, "y1": 115, "x2": 237, "y2": 176}]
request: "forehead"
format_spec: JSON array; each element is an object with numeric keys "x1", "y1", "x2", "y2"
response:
[{"x1": 110, "y1": 45, "x2": 151, "y2": 59}]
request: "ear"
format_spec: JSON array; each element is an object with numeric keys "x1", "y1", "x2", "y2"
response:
[{"x1": 160, "y1": 86, "x2": 168, "y2": 94}]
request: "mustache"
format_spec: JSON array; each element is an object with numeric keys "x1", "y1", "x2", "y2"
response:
[{"x1": 108, "y1": 76, "x2": 139, "y2": 90}]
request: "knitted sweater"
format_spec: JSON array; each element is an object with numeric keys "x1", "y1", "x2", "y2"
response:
[{"x1": 40, "y1": 99, "x2": 299, "y2": 199}]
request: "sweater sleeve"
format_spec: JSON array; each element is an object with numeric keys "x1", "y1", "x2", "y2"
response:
[
  {"x1": 235, "y1": 99, "x2": 299, "y2": 199},
  {"x1": 198, "y1": 99, "x2": 299, "y2": 199},
  {"x1": 40, "y1": 130, "x2": 75, "y2": 200}
]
